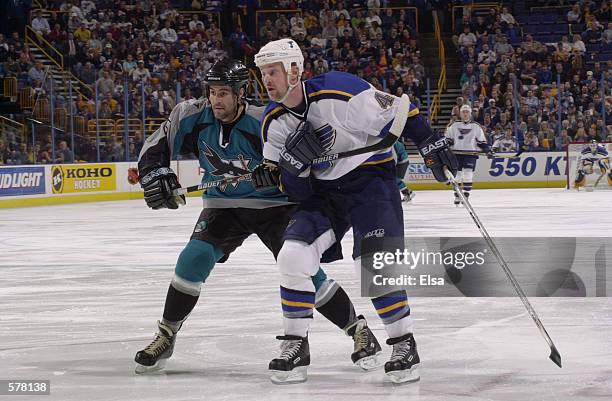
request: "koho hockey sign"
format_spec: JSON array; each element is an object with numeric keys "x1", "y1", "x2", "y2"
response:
[{"x1": 51, "y1": 164, "x2": 116, "y2": 194}]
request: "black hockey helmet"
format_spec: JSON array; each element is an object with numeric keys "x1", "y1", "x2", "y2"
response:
[{"x1": 204, "y1": 58, "x2": 249, "y2": 97}]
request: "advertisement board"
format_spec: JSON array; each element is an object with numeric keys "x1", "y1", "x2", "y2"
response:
[
  {"x1": 51, "y1": 164, "x2": 116, "y2": 194},
  {"x1": 0, "y1": 166, "x2": 45, "y2": 196}
]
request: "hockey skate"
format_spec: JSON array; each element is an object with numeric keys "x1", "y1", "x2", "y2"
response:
[
  {"x1": 269, "y1": 335, "x2": 310, "y2": 384},
  {"x1": 401, "y1": 188, "x2": 415, "y2": 202},
  {"x1": 453, "y1": 192, "x2": 461, "y2": 206},
  {"x1": 384, "y1": 333, "x2": 420, "y2": 384},
  {"x1": 134, "y1": 321, "x2": 176, "y2": 374},
  {"x1": 345, "y1": 315, "x2": 382, "y2": 371}
]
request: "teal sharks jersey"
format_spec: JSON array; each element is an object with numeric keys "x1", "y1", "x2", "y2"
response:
[{"x1": 138, "y1": 98, "x2": 287, "y2": 208}]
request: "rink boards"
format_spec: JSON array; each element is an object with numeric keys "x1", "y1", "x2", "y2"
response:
[{"x1": 0, "y1": 152, "x2": 568, "y2": 208}]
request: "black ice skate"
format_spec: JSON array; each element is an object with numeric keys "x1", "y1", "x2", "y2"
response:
[
  {"x1": 384, "y1": 333, "x2": 420, "y2": 384},
  {"x1": 269, "y1": 335, "x2": 310, "y2": 384},
  {"x1": 401, "y1": 188, "x2": 415, "y2": 202},
  {"x1": 345, "y1": 315, "x2": 382, "y2": 371},
  {"x1": 454, "y1": 192, "x2": 461, "y2": 206},
  {"x1": 134, "y1": 321, "x2": 176, "y2": 374}
]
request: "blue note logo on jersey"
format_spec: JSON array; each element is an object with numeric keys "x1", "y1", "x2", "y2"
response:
[
  {"x1": 312, "y1": 124, "x2": 337, "y2": 171},
  {"x1": 458, "y1": 128, "x2": 472, "y2": 140},
  {"x1": 202, "y1": 143, "x2": 252, "y2": 191}
]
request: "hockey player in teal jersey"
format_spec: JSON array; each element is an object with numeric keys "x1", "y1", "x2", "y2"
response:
[
  {"x1": 134, "y1": 59, "x2": 381, "y2": 374},
  {"x1": 393, "y1": 141, "x2": 414, "y2": 202}
]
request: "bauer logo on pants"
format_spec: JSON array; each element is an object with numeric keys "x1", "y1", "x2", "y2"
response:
[{"x1": 51, "y1": 164, "x2": 116, "y2": 194}]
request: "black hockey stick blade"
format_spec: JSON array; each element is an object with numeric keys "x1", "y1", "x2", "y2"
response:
[{"x1": 549, "y1": 345, "x2": 562, "y2": 368}]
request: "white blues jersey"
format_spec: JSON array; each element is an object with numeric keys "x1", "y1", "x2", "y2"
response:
[
  {"x1": 580, "y1": 144, "x2": 609, "y2": 164},
  {"x1": 260, "y1": 71, "x2": 420, "y2": 180},
  {"x1": 492, "y1": 137, "x2": 517, "y2": 153},
  {"x1": 445, "y1": 120, "x2": 487, "y2": 153}
]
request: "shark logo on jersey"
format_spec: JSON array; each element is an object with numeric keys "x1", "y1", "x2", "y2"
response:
[
  {"x1": 374, "y1": 92, "x2": 394, "y2": 110},
  {"x1": 202, "y1": 143, "x2": 252, "y2": 191},
  {"x1": 312, "y1": 124, "x2": 337, "y2": 170}
]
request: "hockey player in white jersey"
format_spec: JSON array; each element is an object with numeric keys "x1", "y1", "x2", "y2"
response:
[
  {"x1": 574, "y1": 140, "x2": 612, "y2": 189},
  {"x1": 445, "y1": 104, "x2": 492, "y2": 205},
  {"x1": 252, "y1": 38, "x2": 458, "y2": 384}
]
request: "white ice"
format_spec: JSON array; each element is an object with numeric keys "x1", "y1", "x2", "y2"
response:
[{"x1": 1, "y1": 188, "x2": 611, "y2": 401}]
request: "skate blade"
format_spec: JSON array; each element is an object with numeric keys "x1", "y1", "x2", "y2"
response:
[
  {"x1": 386, "y1": 365, "x2": 420, "y2": 384},
  {"x1": 270, "y1": 366, "x2": 308, "y2": 384},
  {"x1": 135, "y1": 359, "x2": 167, "y2": 374},
  {"x1": 354, "y1": 352, "x2": 383, "y2": 371}
]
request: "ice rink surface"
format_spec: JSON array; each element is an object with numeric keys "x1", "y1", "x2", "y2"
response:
[{"x1": 1, "y1": 188, "x2": 611, "y2": 401}]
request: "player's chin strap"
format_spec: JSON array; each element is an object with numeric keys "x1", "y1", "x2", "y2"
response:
[{"x1": 444, "y1": 167, "x2": 562, "y2": 368}]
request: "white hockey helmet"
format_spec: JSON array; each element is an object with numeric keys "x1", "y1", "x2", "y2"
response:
[
  {"x1": 460, "y1": 104, "x2": 472, "y2": 121},
  {"x1": 255, "y1": 38, "x2": 304, "y2": 78}
]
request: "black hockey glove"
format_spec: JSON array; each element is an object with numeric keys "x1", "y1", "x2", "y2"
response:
[
  {"x1": 279, "y1": 121, "x2": 325, "y2": 176},
  {"x1": 139, "y1": 167, "x2": 185, "y2": 210},
  {"x1": 478, "y1": 142, "x2": 494, "y2": 159},
  {"x1": 418, "y1": 135, "x2": 458, "y2": 183},
  {"x1": 252, "y1": 162, "x2": 280, "y2": 190}
]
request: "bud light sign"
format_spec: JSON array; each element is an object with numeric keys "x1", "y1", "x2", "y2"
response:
[{"x1": 0, "y1": 166, "x2": 46, "y2": 196}]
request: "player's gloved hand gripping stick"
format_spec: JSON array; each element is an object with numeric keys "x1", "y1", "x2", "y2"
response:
[
  {"x1": 278, "y1": 94, "x2": 413, "y2": 176},
  {"x1": 445, "y1": 167, "x2": 562, "y2": 368}
]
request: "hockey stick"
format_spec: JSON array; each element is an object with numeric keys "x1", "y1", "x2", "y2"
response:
[
  {"x1": 172, "y1": 95, "x2": 412, "y2": 196},
  {"x1": 444, "y1": 168, "x2": 562, "y2": 368},
  {"x1": 172, "y1": 173, "x2": 253, "y2": 196},
  {"x1": 311, "y1": 94, "x2": 411, "y2": 165},
  {"x1": 453, "y1": 150, "x2": 519, "y2": 159}
]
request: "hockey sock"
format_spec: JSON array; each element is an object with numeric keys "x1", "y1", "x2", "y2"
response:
[
  {"x1": 462, "y1": 169, "x2": 474, "y2": 193},
  {"x1": 315, "y1": 279, "x2": 357, "y2": 331},
  {"x1": 371, "y1": 290, "x2": 410, "y2": 325},
  {"x1": 372, "y1": 291, "x2": 414, "y2": 338},
  {"x1": 162, "y1": 283, "x2": 199, "y2": 332},
  {"x1": 281, "y1": 286, "x2": 314, "y2": 337}
]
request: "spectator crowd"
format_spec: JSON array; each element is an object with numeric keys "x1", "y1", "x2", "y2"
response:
[
  {"x1": 1, "y1": 0, "x2": 611, "y2": 165},
  {"x1": 452, "y1": 1, "x2": 611, "y2": 152}
]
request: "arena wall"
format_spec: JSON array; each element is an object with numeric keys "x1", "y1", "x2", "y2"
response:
[{"x1": 0, "y1": 152, "x2": 569, "y2": 208}]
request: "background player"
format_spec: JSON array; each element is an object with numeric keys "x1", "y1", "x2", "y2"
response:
[
  {"x1": 133, "y1": 59, "x2": 381, "y2": 374},
  {"x1": 444, "y1": 104, "x2": 492, "y2": 205},
  {"x1": 253, "y1": 38, "x2": 457, "y2": 384},
  {"x1": 574, "y1": 140, "x2": 612, "y2": 189}
]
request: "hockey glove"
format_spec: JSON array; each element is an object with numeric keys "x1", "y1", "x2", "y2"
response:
[
  {"x1": 252, "y1": 162, "x2": 280, "y2": 190},
  {"x1": 418, "y1": 135, "x2": 458, "y2": 183},
  {"x1": 139, "y1": 167, "x2": 186, "y2": 210},
  {"x1": 279, "y1": 121, "x2": 325, "y2": 176},
  {"x1": 477, "y1": 142, "x2": 494, "y2": 159}
]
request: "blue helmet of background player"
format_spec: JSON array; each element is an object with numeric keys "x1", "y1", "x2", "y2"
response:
[
  {"x1": 589, "y1": 139, "x2": 598, "y2": 153},
  {"x1": 204, "y1": 58, "x2": 250, "y2": 99}
]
